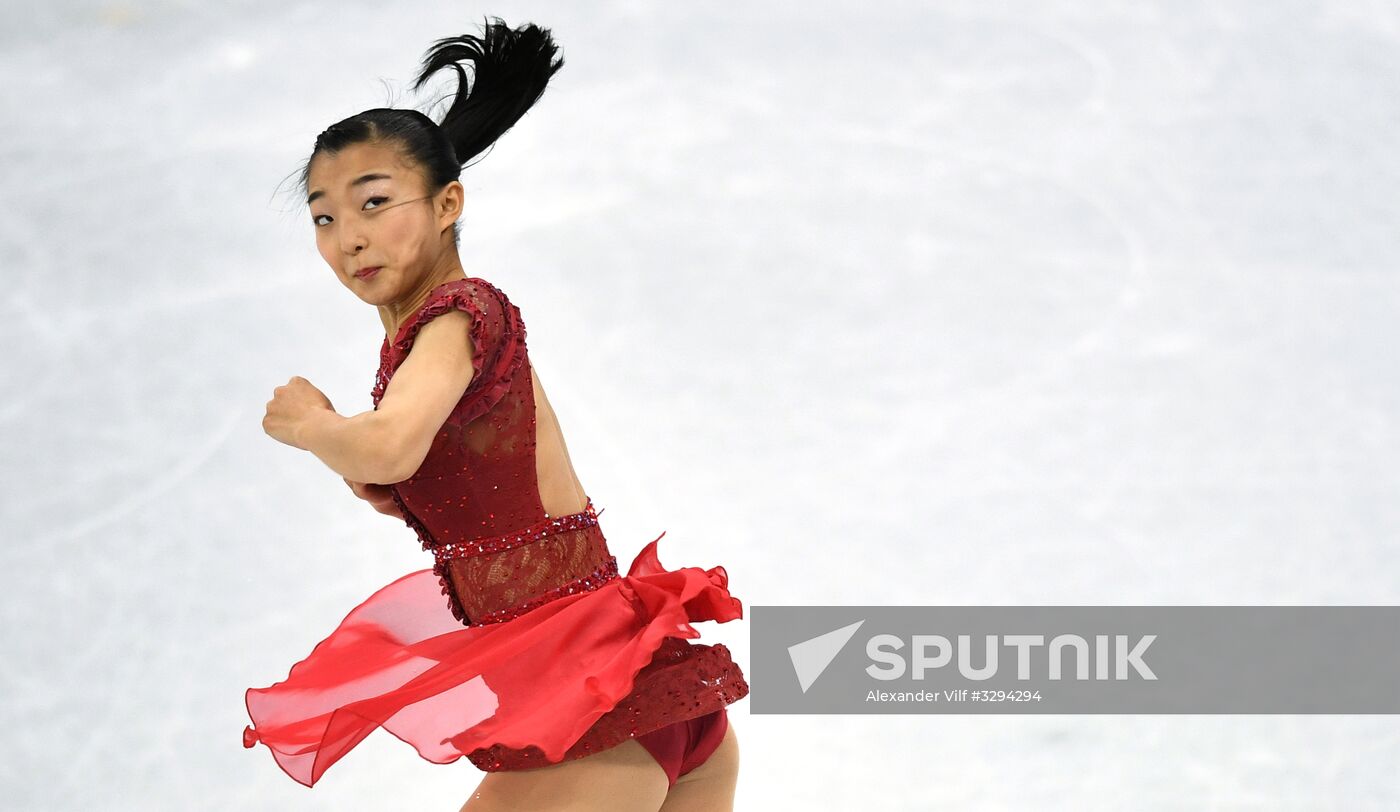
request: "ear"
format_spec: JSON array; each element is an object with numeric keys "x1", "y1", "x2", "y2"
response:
[{"x1": 436, "y1": 181, "x2": 464, "y2": 233}]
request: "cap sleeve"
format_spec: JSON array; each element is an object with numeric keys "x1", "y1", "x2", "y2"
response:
[{"x1": 388, "y1": 278, "x2": 528, "y2": 426}]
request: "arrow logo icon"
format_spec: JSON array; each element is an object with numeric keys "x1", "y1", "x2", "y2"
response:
[{"x1": 788, "y1": 619, "x2": 865, "y2": 693}]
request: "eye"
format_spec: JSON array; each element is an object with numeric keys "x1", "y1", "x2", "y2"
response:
[{"x1": 311, "y1": 196, "x2": 388, "y2": 228}]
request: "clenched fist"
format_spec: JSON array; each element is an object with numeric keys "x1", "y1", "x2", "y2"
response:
[{"x1": 263, "y1": 376, "x2": 334, "y2": 449}]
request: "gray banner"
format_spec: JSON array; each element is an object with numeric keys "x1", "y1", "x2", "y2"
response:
[{"x1": 751, "y1": 606, "x2": 1400, "y2": 713}]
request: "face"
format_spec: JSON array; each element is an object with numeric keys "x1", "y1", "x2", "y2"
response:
[{"x1": 305, "y1": 140, "x2": 462, "y2": 304}]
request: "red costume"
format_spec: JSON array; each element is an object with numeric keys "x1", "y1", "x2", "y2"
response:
[{"x1": 243, "y1": 277, "x2": 749, "y2": 788}]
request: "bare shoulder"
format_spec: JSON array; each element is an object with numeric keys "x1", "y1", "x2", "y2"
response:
[{"x1": 396, "y1": 307, "x2": 476, "y2": 373}]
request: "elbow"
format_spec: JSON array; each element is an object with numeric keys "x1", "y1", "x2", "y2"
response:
[
  {"x1": 373, "y1": 445, "x2": 427, "y2": 485},
  {"x1": 369, "y1": 460, "x2": 411, "y2": 487},
  {"x1": 362, "y1": 414, "x2": 428, "y2": 485},
  {"x1": 377, "y1": 460, "x2": 421, "y2": 486}
]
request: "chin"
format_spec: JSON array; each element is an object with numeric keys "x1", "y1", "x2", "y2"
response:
[
  {"x1": 341, "y1": 274, "x2": 377, "y2": 298},
  {"x1": 356, "y1": 277, "x2": 404, "y2": 306}
]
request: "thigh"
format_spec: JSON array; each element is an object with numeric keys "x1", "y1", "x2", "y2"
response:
[
  {"x1": 459, "y1": 738, "x2": 670, "y2": 812},
  {"x1": 658, "y1": 721, "x2": 740, "y2": 812}
]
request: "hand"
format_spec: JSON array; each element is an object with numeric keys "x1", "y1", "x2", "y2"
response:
[
  {"x1": 263, "y1": 376, "x2": 334, "y2": 449},
  {"x1": 344, "y1": 477, "x2": 405, "y2": 518}
]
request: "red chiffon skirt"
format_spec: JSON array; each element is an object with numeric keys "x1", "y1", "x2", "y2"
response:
[{"x1": 242, "y1": 538, "x2": 748, "y2": 787}]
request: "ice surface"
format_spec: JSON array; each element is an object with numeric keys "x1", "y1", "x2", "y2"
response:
[{"x1": 3, "y1": 0, "x2": 1398, "y2": 809}]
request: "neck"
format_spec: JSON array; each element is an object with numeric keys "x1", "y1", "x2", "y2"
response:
[{"x1": 382, "y1": 252, "x2": 468, "y2": 340}]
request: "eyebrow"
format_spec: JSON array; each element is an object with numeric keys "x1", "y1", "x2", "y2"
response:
[{"x1": 307, "y1": 172, "x2": 393, "y2": 205}]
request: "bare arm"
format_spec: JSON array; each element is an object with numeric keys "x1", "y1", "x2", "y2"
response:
[{"x1": 294, "y1": 309, "x2": 478, "y2": 484}]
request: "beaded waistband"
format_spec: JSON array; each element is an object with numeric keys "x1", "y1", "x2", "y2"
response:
[{"x1": 432, "y1": 496, "x2": 602, "y2": 563}]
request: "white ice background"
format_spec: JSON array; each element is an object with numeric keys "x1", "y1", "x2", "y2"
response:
[{"x1": 2, "y1": 0, "x2": 1398, "y2": 809}]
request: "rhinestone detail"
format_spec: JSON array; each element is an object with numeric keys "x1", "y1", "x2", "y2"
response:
[{"x1": 431, "y1": 497, "x2": 601, "y2": 563}]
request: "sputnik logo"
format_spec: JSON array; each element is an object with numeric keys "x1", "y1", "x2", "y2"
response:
[{"x1": 788, "y1": 619, "x2": 865, "y2": 693}]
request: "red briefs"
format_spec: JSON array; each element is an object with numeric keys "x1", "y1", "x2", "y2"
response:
[{"x1": 634, "y1": 709, "x2": 729, "y2": 789}]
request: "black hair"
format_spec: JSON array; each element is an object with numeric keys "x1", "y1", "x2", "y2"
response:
[{"x1": 295, "y1": 16, "x2": 564, "y2": 245}]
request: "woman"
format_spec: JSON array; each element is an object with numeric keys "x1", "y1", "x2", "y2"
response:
[{"x1": 244, "y1": 17, "x2": 749, "y2": 811}]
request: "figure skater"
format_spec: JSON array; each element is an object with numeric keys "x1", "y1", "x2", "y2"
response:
[{"x1": 242, "y1": 16, "x2": 749, "y2": 812}]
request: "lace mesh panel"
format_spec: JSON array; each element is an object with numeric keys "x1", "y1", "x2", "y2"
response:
[{"x1": 445, "y1": 522, "x2": 618, "y2": 624}]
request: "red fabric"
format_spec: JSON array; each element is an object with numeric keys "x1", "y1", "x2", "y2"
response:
[
  {"x1": 242, "y1": 278, "x2": 749, "y2": 787},
  {"x1": 636, "y1": 709, "x2": 730, "y2": 788}
]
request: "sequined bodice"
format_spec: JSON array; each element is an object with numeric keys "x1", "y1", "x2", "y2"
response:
[{"x1": 372, "y1": 277, "x2": 618, "y2": 626}]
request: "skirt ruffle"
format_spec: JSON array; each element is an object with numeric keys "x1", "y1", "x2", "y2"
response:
[{"x1": 242, "y1": 537, "x2": 745, "y2": 788}]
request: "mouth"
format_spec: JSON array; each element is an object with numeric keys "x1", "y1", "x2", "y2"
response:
[{"x1": 354, "y1": 266, "x2": 382, "y2": 280}]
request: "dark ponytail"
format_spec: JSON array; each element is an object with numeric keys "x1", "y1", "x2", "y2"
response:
[
  {"x1": 412, "y1": 16, "x2": 564, "y2": 170},
  {"x1": 295, "y1": 16, "x2": 564, "y2": 245}
]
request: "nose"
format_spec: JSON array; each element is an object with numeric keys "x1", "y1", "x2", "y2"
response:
[{"x1": 339, "y1": 228, "x2": 366, "y2": 257}]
